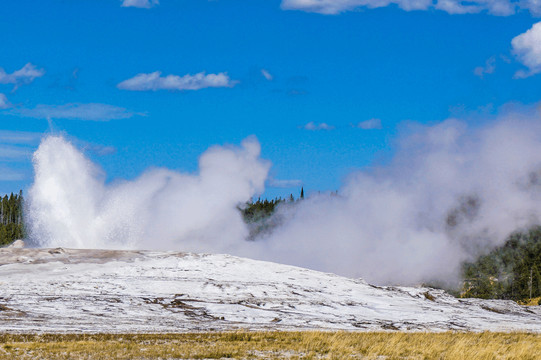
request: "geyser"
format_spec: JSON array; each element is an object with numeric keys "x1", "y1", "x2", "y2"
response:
[
  {"x1": 27, "y1": 135, "x2": 270, "y2": 251},
  {"x1": 26, "y1": 109, "x2": 541, "y2": 286}
]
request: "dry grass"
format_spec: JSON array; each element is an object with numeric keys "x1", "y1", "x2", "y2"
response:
[
  {"x1": 0, "y1": 331, "x2": 540, "y2": 359},
  {"x1": 517, "y1": 297, "x2": 541, "y2": 306}
]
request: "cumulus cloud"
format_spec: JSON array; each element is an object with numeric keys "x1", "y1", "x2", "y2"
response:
[
  {"x1": 121, "y1": 0, "x2": 159, "y2": 8},
  {"x1": 474, "y1": 57, "x2": 497, "y2": 78},
  {"x1": 280, "y1": 0, "x2": 539, "y2": 15},
  {"x1": 261, "y1": 69, "x2": 273, "y2": 81},
  {"x1": 512, "y1": 22, "x2": 541, "y2": 78},
  {"x1": 303, "y1": 121, "x2": 334, "y2": 131},
  {"x1": 117, "y1": 71, "x2": 238, "y2": 91},
  {"x1": 0, "y1": 93, "x2": 11, "y2": 109},
  {"x1": 356, "y1": 118, "x2": 382, "y2": 129},
  {"x1": 9, "y1": 103, "x2": 139, "y2": 121},
  {"x1": 0, "y1": 63, "x2": 45, "y2": 90}
]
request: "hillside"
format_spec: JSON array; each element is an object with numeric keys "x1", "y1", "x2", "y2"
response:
[
  {"x1": 461, "y1": 227, "x2": 541, "y2": 302},
  {"x1": 1, "y1": 247, "x2": 541, "y2": 333}
]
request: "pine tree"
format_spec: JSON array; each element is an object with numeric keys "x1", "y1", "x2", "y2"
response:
[{"x1": 0, "y1": 191, "x2": 24, "y2": 246}]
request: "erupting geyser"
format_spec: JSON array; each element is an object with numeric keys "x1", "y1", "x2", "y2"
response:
[
  {"x1": 25, "y1": 111, "x2": 541, "y2": 286},
  {"x1": 27, "y1": 135, "x2": 270, "y2": 251}
]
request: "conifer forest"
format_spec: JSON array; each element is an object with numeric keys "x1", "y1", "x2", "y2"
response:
[{"x1": 0, "y1": 191, "x2": 24, "y2": 246}]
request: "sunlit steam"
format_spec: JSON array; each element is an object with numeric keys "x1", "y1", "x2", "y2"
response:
[
  {"x1": 252, "y1": 114, "x2": 541, "y2": 285},
  {"x1": 26, "y1": 110, "x2": 541, "y2": 285},
  {"x1": 27, "y1": 135, "x2": 269, "y2": 251}
]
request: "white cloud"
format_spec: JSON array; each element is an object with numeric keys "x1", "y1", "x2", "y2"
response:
[
  {"x1": 356, "y1": 118, "x2": 382, "y2": 129},
  {"x1": 281, "y1": 0, "x2": 383, "y2": 14},
  {"x1": 0, "y1": 145, "x2": 32, "y2": 161},
  {"x1": 512, "y1": 22, "x2": 541, "y2": 78},
  {"x1": 0, "y1": 166, "x2": 26, "y2": 181},
  {"x1": 281, "y1": 0, "x2": 537, "y2": 15},
  {"x1": 9, "y1": 103, "x2": 138, "y2": 121},
  {"x1": 121, "y1": 0, "x2": 159, "y2": 8},
  {"x1": 474, "y1": 57, "x2": 496, "y2": 78},
  {"x1": 0, "y1": 130, "x2": 42, "y2": 183},
  {"x1": 303, "y1": 121, "x2": 335, "y2": 131},
  {"x1": 261, "y1": 69, "x2": 273, "y2": 81},
  {"x1": 0, "y1": 93, "x2": 11, "y2": 109},
  {"x1": 0, "y1": 63, "x2": 45, "y2": 90},
  {"x1": 117, "y1": 71, "x2": 238, "y2": 91},
  {"x1": 0, "y1": 130, "x2": 42, "y2": 145},
  {"x1": 77, "y1": 141, "x2": 117, "y2": 156},
  {"x1": 0, "y1": 130, "x2": 42, "y2": 162},
  {"x1": 523, "y1": 0, "x2": 541, "y2": 16}
]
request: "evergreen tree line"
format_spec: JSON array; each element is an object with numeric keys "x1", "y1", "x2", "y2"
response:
[
  {"x1": 241, "y1": 188, "x2": 304, "y2": 224},
  {"x1": 460, "y1": 227, "x2": 541, "y2": 303},
  {"x1": 0, "y1": 191, "x2": 25, "y2": 246},
  {"x1": 241, "y1": 197, "x2": 285, "y2": 224},
  {"x1": 240, "y1": 188, "x2": 304, "y2": 240}
]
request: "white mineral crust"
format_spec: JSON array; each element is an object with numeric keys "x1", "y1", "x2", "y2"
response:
[{"x1": 1, "y1": 248, "x2": 540, "y2": 333}]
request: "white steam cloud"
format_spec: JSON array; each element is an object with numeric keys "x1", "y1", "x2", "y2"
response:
[
  {"x1": 26, "y1": 109, "x2": 541, "y2": 286},
  {"x1": 253, "y1": 113, "x2": 541, "y2": 285},
  {"x1": 27, "y1": 136, "x2": 269, "y2": 251}
]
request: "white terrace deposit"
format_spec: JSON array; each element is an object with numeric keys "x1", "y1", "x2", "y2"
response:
[{"x1": 1, "y1": 247, "x2": 540, "y2": 333}]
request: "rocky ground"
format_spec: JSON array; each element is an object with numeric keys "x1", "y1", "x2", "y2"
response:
[{"x1": 1, "y1": 247, "x2": 540, "y2": 333}]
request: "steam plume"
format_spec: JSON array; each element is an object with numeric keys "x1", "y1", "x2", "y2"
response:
[
  {"x1": 27, "y1": 136, "x2": 269, "y2": 251},
  {"x1": 26, "y1": 109, "x2": 541, "y2": 285},
  {"x1": 252, "y1": 113, "x2": 541, "y2": 285}
]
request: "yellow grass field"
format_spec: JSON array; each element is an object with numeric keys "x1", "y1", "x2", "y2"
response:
[{"x1": 0, "y1": 331, "x2": 540, "y2": 359}]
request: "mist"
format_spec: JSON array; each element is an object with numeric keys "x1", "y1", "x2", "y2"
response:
[
  {"x1": 26, "y1": 110, "x2": 541, "y2": 285},
  {"x1": 27, "y1": 135, "x2": 269, "y2": 252},
  {"x1": 255, "y1": 114, "x2": 541, "y2": 285}
]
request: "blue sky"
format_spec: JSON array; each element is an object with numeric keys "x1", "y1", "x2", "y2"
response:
[{"x1": 1, "y1": 0, "x2": 541, "y2": 198}]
